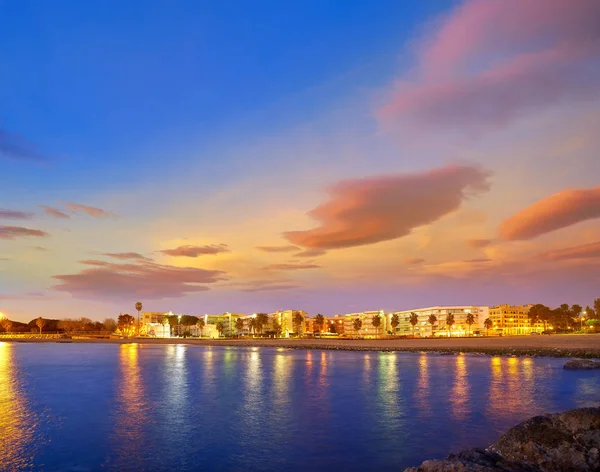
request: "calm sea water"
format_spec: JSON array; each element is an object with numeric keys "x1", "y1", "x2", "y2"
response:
[{"x1": 1, "y1": 342, "x2": 599, "y2": 471}]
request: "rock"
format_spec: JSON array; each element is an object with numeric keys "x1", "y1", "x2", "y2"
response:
[
  {"x1": 564, "y1": 359, "x2": 600, "y2": 370},
  {"x1": 404, "y1": 407, "x2": 600, "y2": 471}
]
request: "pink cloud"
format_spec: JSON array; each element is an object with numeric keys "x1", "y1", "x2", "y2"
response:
[
  {"x1": 379, "y1": 0, "x2": 600, "y2": 134},
  {"x1": 499, "y1": 186, "x2": 600, "y2": 240},
  {"x1": 539, "y1": 241, "x2": 600, "y2": 261},
  {"x1": 293, "y1": 248, "x2": 327, "y2": 258},
  {"x1": 160, "y1": 244, "x2": 230, "y2": 257},
  {"x1": 256, "y1": 245, "x2": 300, "y2": 253},
  {"x1": 0, "y1": 209, "x2": 33, "y2": 220},
  {"x1": 52, "y1": 260, "x2": 226, "y2": 300},
  {"x1": 406, "y1": 258, "x2": 425, "y2": 265},
  {"x1": 241, "y1": 284, "x2": 301, "y2": 293},
  {"x1": 262, "y1": 263, "x2": 321, "y2": 271},
  {"x1": 284, "y1": 164, "x2": 490, "y2": 249},
  {"x1": 40, "y1": 205, "x2": 71, "y2": 219},
  {"x1": 64, "y1": 202, "x2": 114, "y2": 218},
  {"x1": 100, "y1": 252, "x2": 153, "y2": 262},
  {"x1": 0, "y1": 226, "x2": 48, "y2": 240}
]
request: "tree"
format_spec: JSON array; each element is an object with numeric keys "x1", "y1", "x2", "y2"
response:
[
  {"x1": 256, "y1": 313, "x2": 269, "y2": 335},
  {"x1": 484, "y1": 317, "x2": 493, "y2": 336},
  {"x1": 216, "y1": 321, "x2": 225, "y2": 337},
  {"x1": 197, "y1": 318, "x2": 206, "y2": 337},
  {"x1": 117, "y1": 314, "x2": 136, "y2": 337},
  {"x1": 584, "y1": 306, "x2": 595, "y2": 319},
  {"x1": 1, "y1": 318, "x2": 12, "y2": 333},
  {"x1": 36, "y1": 317, "x2": 46, "y2": 335},
  {"x1": 409, "y1": 312, "x2": 419, "y2": 337},
  {"x1": 353, "y1": 317, "x2": 362, "y2": 337},
  {"x1": 466, "y1": 313, "x2": 475, "y2": 336},
  {"x1": 329, "y1": 323, "x2": 337, "y2": 334},
  {"x1": 314, "y1": 314, "x2": 325, "y2": 336},
  {"x1": 247, "y1": 318, "x2": 257, "y2": 336},
  {"x1": 529, "y1": 304, "x2": 551, "y2": 331},
  {"x1": 372, "y1": 314, "x2": 382, "y2": 338},
  {"x1": 103, "y1": 318, "x2": 117, "y2": 332},
  {"x1": 445, "y1": 313, "x2": 455, "y2": 337},
  {"x1": 571, "y1": 304, "x2": 583, "y2": 330},
  {"x1": 135, "y1": 302, "x2": 143, "y2": 335},
  {"x1": 390, "y1": 314, "x2": 400, "y2": 334},
  {"x1": 428, "y1": 314, "x2": 437, "y2": 336},
  {"x1": 235, "y1": 318, "x2": 244, "y2": 336},
  {"x1": 272, "y1": 320, "x2": 282, "y2": 338},
  {"x1": 293, "y1": 311, "x2": 304, "y2": 336},
  {"x1": 594, "y1": 298, "x2": 600, "y2": 319}
]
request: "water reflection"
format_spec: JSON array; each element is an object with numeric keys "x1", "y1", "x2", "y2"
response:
[
  {"x1": 0, "y1": 343, "x2": 35, "y2": 469},
  {"x1": 415, "y1": 354, "x2": 430, "y2": 414},
  {"x1": 273, "y1": 353, "x2": 292, "y2": 409},
  {"x1": 377, "y1": 353, "x2": 402, "y2": 419},
  {"x1": 450, "y1": 354, "x2": 470, "y2": 420}
]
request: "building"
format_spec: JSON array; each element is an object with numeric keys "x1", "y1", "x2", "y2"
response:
[
  {"x1": 344, "y1": 311, "x2": 387, "y2": 337},
  {"x1": 270, "y1": 310, "x2": 307, "y2": 337},
  {"x1": 201, "y1": 313, "x2": 247, "y2": 336},
  {"x1": 140, "y1": 311, "x2": 170, "y2": 338},
  {"x1": 489, "y1": 304, "x2": 544, "y2": 335},
  {"x1": 325, "y1": 315, "x2": 345, "y2": 335},
  {"x1": 389, "y1": 306, "x2": 489, "y2": 337}
]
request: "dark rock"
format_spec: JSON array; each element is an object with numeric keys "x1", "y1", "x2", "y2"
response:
[
  {"x1": 405, "y1": 407, "x2": 600, "y2": 471},
  {"x1": 564, "y1": 359, "x2": 600, "y2": 370}
]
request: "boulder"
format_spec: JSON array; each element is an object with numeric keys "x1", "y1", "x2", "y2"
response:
[
  {"x1": 563, "y1": 359, "x2": 600, "y2": 370},
  {"x1": 405, "y1": 407, "x2": 600, "y2": 471}
]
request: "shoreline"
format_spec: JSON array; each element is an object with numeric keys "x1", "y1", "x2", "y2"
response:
[{"x1": 2, "y1": 334, "x2": 600, "y2": 358}]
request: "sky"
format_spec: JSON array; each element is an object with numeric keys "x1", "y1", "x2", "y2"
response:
[{"x1": 1, "y1": 0, "x2": 600, "y2": 321}]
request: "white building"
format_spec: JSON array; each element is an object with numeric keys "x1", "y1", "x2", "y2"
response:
[{"x1": 389, "y1": 306, "x2": 489, "y2": 337}]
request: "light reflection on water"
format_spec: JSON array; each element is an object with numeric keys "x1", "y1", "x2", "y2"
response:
[{"x1": 3, "y1": 345, "x2": 599, "y2": 472}]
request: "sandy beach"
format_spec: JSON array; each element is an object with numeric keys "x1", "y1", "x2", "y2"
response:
[{"x1": 3, "y1": 333, "x2": 600, "y2": 358}]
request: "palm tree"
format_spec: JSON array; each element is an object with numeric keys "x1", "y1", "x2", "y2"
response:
[
  {"x1": 256, "y1": 313, "x2": 269, "y2": 335},
  {"x1": 36, "y1": 317, "x2": 46, "y2": 335},
  {"x1": 247, "y1": 318, "x2": 257, "y2": 336},
  {"x1": 353, "y1": 318, "x2": 362, "y2": 338},
  {"x1": 314, "y1": 314, "x2": 325, "y2": 337},
  {"x1": 446, "y1": 313, "x2": 455, "y2": 337},
  {"x1": 390, "y1": 313, "x2": 399, "y2": 335},
  {"x1": 293, "y1": 311, "x2": 304, "y2": 337},
  {"x1": 235, "y1": 318, "x2": 244, "y2": 336},
  {"x1": 372, "y1": 314, "x2": 381, "y2": 338},
  {"x1": 135, "y1": 302, "x2": 143, "y2": 335},
  {"x1": 216, "y1": 321, "x2": 225, "y2": 337},
  {"x1": 272, "y1": 320, "x2": 282, "y2": 338},
  {"x1": 197, "y1": 318, "x2": 206, "y2": 337},
  {"x1": 427, "y1": 314, "x2": 437, "y2": 337},
  {"x1": 466, "y1": 313, "x2": 475, "y2": 336},
  {"x1": 161, "y1": 316, "x2": 170, "y2": 337},
  {"x1": 409, "y1": 312, "x2": 419, "y2": 338},
  {"x1": 484, "y1": 317, "x2": 493, "y2": 336}
]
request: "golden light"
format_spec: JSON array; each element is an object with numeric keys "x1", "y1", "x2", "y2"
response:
[{"x1": 0, "y1": 312, "x2": 4, "y2": 320}]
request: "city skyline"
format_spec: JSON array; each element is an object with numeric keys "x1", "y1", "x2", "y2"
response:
[{"x1": 2, "y1": 0, "x2": 600, "y2": 322}]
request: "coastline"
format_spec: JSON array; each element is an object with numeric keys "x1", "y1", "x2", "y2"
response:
[{"x1": 2, "y1": 334, "x2": 600, "y2": 358}]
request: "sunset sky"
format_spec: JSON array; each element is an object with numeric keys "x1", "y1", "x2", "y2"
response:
[{"x1": 2, "y1": 0, "x2": 600, "y2": 321}]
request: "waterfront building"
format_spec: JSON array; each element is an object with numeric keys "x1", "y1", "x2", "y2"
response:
[
  {"x1": 344, "y1": 311, "x2": 387, "y2": 337},
  {"x1": 489, "y1": 304, "x2": 544, "y2": 335},
  {"x1": 389, "y1": 306, "x2": 489, "y2": 337},
  {"x1": 325, "y1": 315, "x2": 345, "y2": 334},
  {"x1": 201, "y1": 312, "x2": 247, "y2": 336},
  {"x1": 140, "y1": 311, "x2": 170, "y2": 337},
  {"x1": 270, "y1": 310, "x2": 307, "y2": 337}
]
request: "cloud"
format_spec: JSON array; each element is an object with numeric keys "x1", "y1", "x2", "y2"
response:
[
  {"x1": 284, "y1": 164, "x2": 490, "y2": 249},
  {"x1": 464, "y1": 258, "x2": 492, "y2": 263},
  {"x1": 160, "y1": 244, "x2": 230, "y2": 257},
  {"x1": 467, "y1": 238, "x2": 493, "y2": 248},
  {"x1": 262, "y1": 263, "x2": 321, "y2": 270},
  {"x1": 64, "y1": 202, "x2": 114, "y2": 218},
  {"x1": 52, "y1": 260, "x2": 226, "y2": 300},
  {"x1": 0, "y1": 226, "x2": 48, "y2": 240},
  {"x1": 0, "y1": 209, "x2": 34, "y2": 220},
  {"x1": 406, "y1": 258, "x2": 425, "y2": 265},
  {"x1": 39, "y1": 205, "x2": 71, "y2": 219},
  {"x1": 293, "y1": 248, "x2": 327, "y2": 258},
  {"x1": 30, "y1": 246, "x2": 48, "y2": 251},
  {"x1": 100, "y1": 252, "x2": 153, "y2": 262},
  {"x1": 256, "y1": 245, "x2": 300, "y2": 253},
  {"x1": 0, "y1": 129, "x2": 46, "y2": 161},
  {"x1": 499, "y1": 186, "x2": 600, "y2": 240},
  {"x1": 378, "y1": 0, "x2": 600, "y2": 134},
  {"x1": 539, "y1": 241, "x2": 600, "y2": 261}
]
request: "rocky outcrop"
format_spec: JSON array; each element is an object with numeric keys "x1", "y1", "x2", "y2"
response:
[
  {"x1": 405, "y1": 407, "x2": 600, "y2": 471},
  {"x1": 564, "y1": 359, "x2": 600, "y2": 370}
]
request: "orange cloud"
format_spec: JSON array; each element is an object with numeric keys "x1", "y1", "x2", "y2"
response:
[
  {"x1": 406, "y1": 258, "x2": 425, "y2": 265},
  {"x1": 160, "y1": 244, "x2": 230, "y2": 257},
  {"x1": 100, "y1": 252, "x2": 153, "y2": 262},
  {"x1": 293, "y1": 248, "x2": 327, "y2": 258},
  {"x1": 0, "y1": 209, "x2": 33, "y2": 220},
  {"x1": 40, "y1": 205, "x2": 71, "y2": 219},
  {"x1": 52, "y1": 260, "x2": 226, "y2": 299},
  {"x1": 262, "y1": 263, "x2": 320, "y2": 271},
  {"x1": 539, "y1": 241, "x2": 600, "y2": 261},
  {"x1": 284, "y1": 164, "x2": 490, "y2": 249},
  {"x1": 467, "y1": 238, "x2": 492, "y2": 248},
  {"x1": 0, "y1": 226, "x2": 48, "y2": 240},
  {"x1": 499, "y1": 187, "x2": 600, "y2": 240},
  {"x1": 255, "y1": 245, "x2": 300, "y2": 253},
  {"x1": 64, "y1": 202, "x2": 114, "y2": 218}
]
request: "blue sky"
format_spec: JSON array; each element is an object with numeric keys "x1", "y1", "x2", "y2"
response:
[{"x1": 2, "y1": 0, "x2": 600, "y2": 321}]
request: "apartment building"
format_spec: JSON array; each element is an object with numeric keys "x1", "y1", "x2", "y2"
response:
[
  {"x1": 389, "y1": 306, "x2": 489, "y2": 337},
  {"x1": 489, "y1": 304, "x2": 544, "y2": 335},
  {"x1": 270, "y1": 310, "x2": 307, "y2": 337},
  {"x1": 344, "y1": 311, "x2": 387, "y2": 337}
]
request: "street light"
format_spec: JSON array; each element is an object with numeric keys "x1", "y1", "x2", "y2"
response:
[{"x1": 581, "y1": 311, "x2": 587, "y2": 331}]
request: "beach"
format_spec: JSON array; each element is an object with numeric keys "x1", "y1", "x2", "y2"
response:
[{"x1": 3, "y1": 333, "x2": 600, "y2": 358}]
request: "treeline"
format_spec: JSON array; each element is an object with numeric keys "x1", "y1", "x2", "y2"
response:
[
  {"x1": 0, "y1": 317, "x2": 117, "y2": 334},
  {"x1": 528, "y1": 299, "x2": 600, "y2": 331}
]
